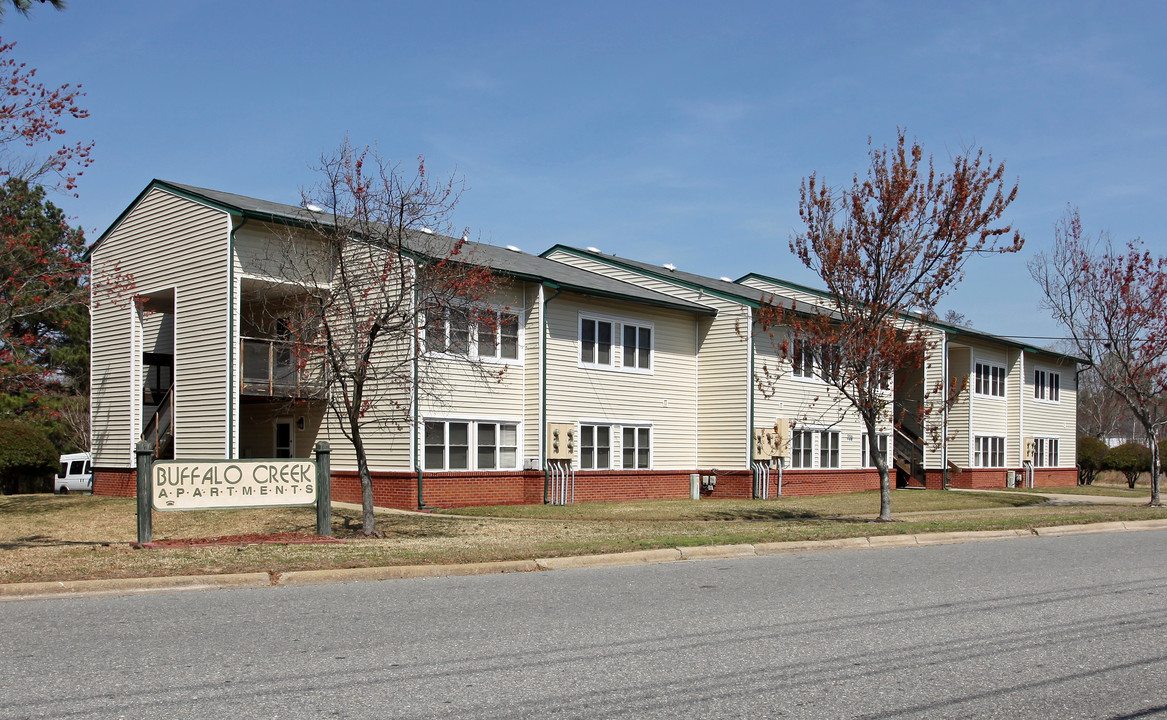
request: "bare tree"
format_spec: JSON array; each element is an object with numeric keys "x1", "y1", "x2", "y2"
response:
[
  {"x1": 1030, "y1": 207, "x2": 1167, "y2": 506},
  {"x1": 758, "y1": 130, "x2": 1023, "y2": 521},
  {"x1": 265, "y1": 141, "x2": 500, "y2": 535}
]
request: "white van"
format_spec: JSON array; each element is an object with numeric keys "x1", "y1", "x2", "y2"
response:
[{"x1": 55, "y1": 453, "x2": 93, "y2": 494}]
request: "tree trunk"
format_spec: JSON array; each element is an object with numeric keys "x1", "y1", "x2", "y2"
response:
[
  {"x1": 1149, "y1": 426, "x2": 1161, "y2": 507},
  {"x1": 864, "y1": 415, "x2": 892, "y2": 521},
  {"x1": 349, "y1": 423, "x2": 377, "y2": 535}
]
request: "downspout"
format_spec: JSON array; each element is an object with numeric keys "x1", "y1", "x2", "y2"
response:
[
  {"x1": 942, "y1": 332, "x2": 949, "y2": 489},
  {"x1": 747, "y1": 306, "x2": 755, "y2": 481},
  {"x1": 227, "y1": 215, "x2": 246, "y2": 459},
  {"x1": 413, "y1": 268, "x2": 433, "y2": 510},
  {"x1": 541, "y1": 281, "x2": 562, "y2": 504}
]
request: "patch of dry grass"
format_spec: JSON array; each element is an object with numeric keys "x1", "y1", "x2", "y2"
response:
[{"x1": 2, "y1": 493, "x2": 1165, "y2": 585}]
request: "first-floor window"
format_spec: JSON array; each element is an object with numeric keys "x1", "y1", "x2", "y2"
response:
[
  {"x1": 1034, "y1": 437, "x2": 1059, "y2": 467},
  {"x1": 622, "y1": 426, "x2": 651, "y2": 469},
  {"x1": 477, "y1": 422, "x2": 519, "y2": 469},
  {"x1": 819, "y1": 430, "x2": 840, "y2": 468},
  {"x1": 580, "y1": 424, "x2": 611, "y2": 469},
  {"x1": 791, "y1": 429, "x2": 814, "y2": 468},
  {"x1": 975, "y1": 436, "x2": 1005, "y2": 468},
  {"x1": 862, "y1": 433, "x2": 889, "y2": 468},
  {"x1": 424, "y1": 420, "x2": 517, "y2": 470}
]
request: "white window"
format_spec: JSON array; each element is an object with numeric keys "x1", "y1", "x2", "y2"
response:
[
  {"x1": 622, "y1": 324, "x2": 653, "y2": 371},
  {"x1": 423, "y1": 420, "x2": 519, "y2": 471},
  {"x1": 975, "y1": 361, "x2": 1006, "y2": 398},
  {"x1": 1033, "y1": 368, "x2": 1060, "y2": 402},
  {"x1": 862, "y1": 433, "x2": 890, "y2": 468},
  {"x1": 476, "y1": 310, "x2": 520, "y2": 361},
  {"x1": 791, "y1": 429, "x2": 814, "y2": 468},
  {"x1": 791, "y1": 339, "x2": 815, "y2": 379},
  {"x1": 1034, "y1": 437, "x2": 1059, "y2": 467},
  {"x1": 974, "y1": 436, "x2": 1005, "y2": 467},
  {"x1": 580, "y1": 314, "x2": 653, "y2": 372},
  {"x1": 579, "y1": 317, "x2": 614, "y2": 367},
  {"x1": 425, "y1": 304, "x2": 520, "y2": 362},
  {"x1": 819, "y1": 431, "x2": 840, "y2": 468},
  {"x1": 580, "y1": 424, "x2": 612, "y2": 469},
  {"x1": 477, "y1": 422, "x2": 519, "y2": 470},
  {"x1": 621, "y1": 426, "x2": 652, "y2": 469}
]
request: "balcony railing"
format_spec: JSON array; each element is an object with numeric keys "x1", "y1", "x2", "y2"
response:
[{"x1": 240, "y1": 337, "x2": 326, "y2": 398}]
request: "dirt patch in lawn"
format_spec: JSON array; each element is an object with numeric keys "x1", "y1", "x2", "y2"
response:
[{"x1": 141, "y1": 532, "x2": 345, "y2": 549}]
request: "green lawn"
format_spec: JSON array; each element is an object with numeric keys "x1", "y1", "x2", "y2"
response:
[{"x1": 2, "y1": 491, "x2": 1164, "y2": 586}]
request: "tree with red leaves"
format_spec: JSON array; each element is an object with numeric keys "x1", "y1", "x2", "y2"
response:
[
  {"x1": 263, "y1": 141, "x2": 500, "y2": 535},
  {"x1": 757, "y1": 130, "x2": 1023, "y2": 521},
  {"x1": 0, "y1": 39, "x2": 92, "y2": 194},
  {"x1": 1030, "y1": 208, "x2": 1167, "y2": 506}
]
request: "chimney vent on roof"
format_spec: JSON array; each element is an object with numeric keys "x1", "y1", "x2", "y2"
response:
[
  {"x1": 720, "y1": 276, "x2": 732, "y2": 282},
  {"x1": 506, "y1": 244, "x2": 521, "y2": 252},
  {"x1": 421, "y1": 227, "x2": 434, "y2": 234},
  {"x1": 305, "y1": 204, "x2": 323, "y2": 212},
  {"x1": 586, "y1": 246, "x2": 601, "y2": 253},
  {"x1": 664, "y1": 263, "x2": 676, "y2": 271}
]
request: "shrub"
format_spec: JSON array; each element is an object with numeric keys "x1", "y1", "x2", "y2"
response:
[
  {"x1": 1103, "y1": 442, "x2": 1152, "y2": 489},
  {"x1": 0, "y1": 420, "x2": 57, "y2": 494},
  {"x1": 1077, "y1": 436, "x2": 1108, "y2": 485}
]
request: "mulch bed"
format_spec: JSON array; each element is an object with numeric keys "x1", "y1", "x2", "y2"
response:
[{"x1": 139, "y1": 532, "x2": 345, "y2": 549}]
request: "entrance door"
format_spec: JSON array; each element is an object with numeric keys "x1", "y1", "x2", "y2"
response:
[{"x1": 274, "y1": 420, "x2": 294, "y2": 458}]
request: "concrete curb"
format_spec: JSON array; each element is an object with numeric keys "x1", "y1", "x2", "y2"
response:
[
  {"x1": 4, "y1": 520, "x2": 1166, "y2": 601},
  {"x1": 278, "y1": 559, "x2": 538, "y2": 587},
  {"x1": 0, "y1": 572, "x2": 270, "y2": 600},
  {"x1": 535, "y1": 548, "x2": 681, "y2": 570}
]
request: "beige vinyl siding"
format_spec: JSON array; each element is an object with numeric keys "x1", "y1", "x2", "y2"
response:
[
  {"x1": 738, "y1": 276, "x2": 832, "y2": 307},
  {"x1": 544, "y1": 292, "x2": 698, "y2": 470},
  {"x1": 967, "y1": 342, "x2": 1011, "y2": 465},
  {"x1": 919, "y1": 326, "x2": 947, "y2": 468},
  {"x1": 545, "y1": 249, "x2": 749, "y2": 468},
  {"x1": 751, "y1": 324, "x2": 882, "y2": 468},
  {"x1": 1024, "y1": 355, "x2": 1078, "y2": 466},
  {"x1": 418, "y1": 281, "x2": 528, "y2": 439},
  {"x1": 946, "y1": 345, "x2": 971, "y2": 468},
  {"x1": 313, "y1": 242, "x2": 414, "y2": 473},
  {"x1": 91, "y1": 187, "x2": 232, "y2": 467},
  {"x1": 523, "y1": 282, "x2": 542, "y2": 463}
]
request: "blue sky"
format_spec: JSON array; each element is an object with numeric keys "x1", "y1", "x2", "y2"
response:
[{"x1": 5, "y1": 1, "x2": 1165, "y2": 341}]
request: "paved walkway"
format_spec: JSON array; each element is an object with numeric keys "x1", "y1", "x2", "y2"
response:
[{"x1": 947, "y1": 487, "x2": 1149, "y2": 506}]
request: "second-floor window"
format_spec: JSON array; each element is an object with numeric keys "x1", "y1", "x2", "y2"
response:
[
  {"x1": 1034, "y1": 368, "x2": 1060, "y2": 402},
  {"x1": 975, "y1": 361, "x2": 1006, "y2": 398},
  {"x1": 579, "y1": 315, "x2": 653, "y2": 372},
  {"x1": 426, "y1": 304, "x2": 519, "y2": 361}
]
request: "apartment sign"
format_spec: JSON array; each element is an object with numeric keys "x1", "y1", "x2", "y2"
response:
[{"x1": 151, "y1": 459, "x2": 316, "y2": 511}]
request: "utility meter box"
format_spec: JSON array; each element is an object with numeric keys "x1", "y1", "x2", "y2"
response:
[
  {"x1": 1023, "y1": 437, "x2": 1036, "y2": 463},
  {"x1": 771, "y1": 419, "x2": 790, "y2": 460},
  {"x1": 752, "y1": 428, "x2": 775, "y2": 460},
  {"x1": 547, "y1": 423, "x2": 576, "y2": 461}
]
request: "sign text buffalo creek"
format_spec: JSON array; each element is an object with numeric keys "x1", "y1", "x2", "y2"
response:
[{"x1": 151, "y1": 459, "x2": 316, "y2": 511}]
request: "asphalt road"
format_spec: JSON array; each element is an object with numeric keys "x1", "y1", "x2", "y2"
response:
[{"x1": 2, "y1": 531, "x2": 1166, "y2": 719}]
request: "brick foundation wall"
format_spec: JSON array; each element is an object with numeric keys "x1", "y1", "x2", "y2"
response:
[
  {"x1": 99, "y1": 463, "x2": 1049, "y2": 510},
  {"x1": 93, "y1": 467, "x2": 136, "y2": 497},
  {"x1": 768, "y1": 469, "x2": 884, "y2": 497},
  {"x1": 936, "y1": 467, "x2": 1079, "y2": 490}
]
